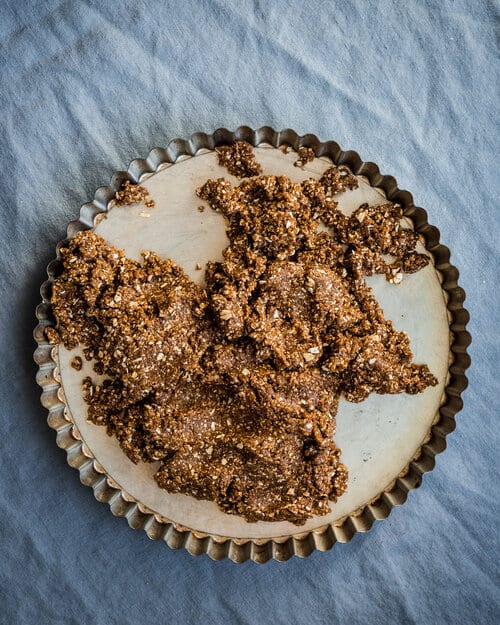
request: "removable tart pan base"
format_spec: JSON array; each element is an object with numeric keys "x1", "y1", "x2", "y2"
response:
[{"x1": 34, "y1": 127, "x2": 470, "y2": 562}]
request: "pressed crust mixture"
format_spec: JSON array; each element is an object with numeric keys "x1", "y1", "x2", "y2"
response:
[{"x1": 49, "y1": 144, "x2": 437, "y2": 525}]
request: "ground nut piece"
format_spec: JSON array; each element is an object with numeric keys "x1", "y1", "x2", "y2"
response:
[{"x1": 51, "y1": 145, "x2": 437, "y2": 525}]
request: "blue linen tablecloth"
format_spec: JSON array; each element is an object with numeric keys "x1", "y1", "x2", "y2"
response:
[{"x1": 0, "y1": 1, "x2": 498, "y2": 623}]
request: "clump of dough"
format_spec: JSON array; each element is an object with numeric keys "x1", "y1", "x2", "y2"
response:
[{"x1": 51, "y1": 146, "x2": 436, "y2": 525}]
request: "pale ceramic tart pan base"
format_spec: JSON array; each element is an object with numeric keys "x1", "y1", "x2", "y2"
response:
[{"x1": 34, "y1": 127, "x2": 470, "y2": 562}]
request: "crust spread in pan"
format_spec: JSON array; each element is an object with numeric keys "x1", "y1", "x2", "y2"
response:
[{"x1": 49, "y1": 145, "x2": 436, "y2": 524}]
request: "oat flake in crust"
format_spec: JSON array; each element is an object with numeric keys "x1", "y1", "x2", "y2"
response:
[{"x1": 50, "y1": 146, "x2": 437, "y2": 525}]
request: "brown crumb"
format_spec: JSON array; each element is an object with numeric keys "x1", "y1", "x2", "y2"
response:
[
  {"x1": 44, "y1": 326, "x2": 60, "y2": 344},
  {"x1": 71, "y1": 356, "x2": 83, "y2": 371},
  {"x1": 115, "y1": 180, "x2": 155, "y2": 208},
  {"x1": 216, "y1": 141, "x2": 263, "y2": 178},
  {"x1": 51, "y1": 161, "x2": 437, "y2": 526},
  {"x1": 195, "y1": 263, "x2": 202, "y2": 271},
  {"x1": 280, "y1": 145, "x2": 291, "y2": 154},
  {"x1": 197, "y1": 205, "x2": 205, "y2": 212},
  {"x1": 294, "y1": 146, "x2": 315, "y2": 168}
]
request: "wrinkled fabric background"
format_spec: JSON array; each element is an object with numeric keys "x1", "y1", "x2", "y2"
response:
[{"x1": 0, "y1": 1, "x2": 498, "y2": 624}]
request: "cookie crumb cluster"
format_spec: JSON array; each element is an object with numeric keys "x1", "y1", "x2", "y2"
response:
[
  {"x1": 115, "y1": 180, "x2": 155, "y2": 208},
  {"x1": 70, "y1": 356, "x2": 83, "y2": 371},
  {"x1": 50, "y1": 143, "x2": 437, "y2": 525},
  {"x1": 294, "y1": 146, "x2": 316, "y2": 168},
  {"x1": 216, "y1": 141, "x2": 263, "y2": 178}
]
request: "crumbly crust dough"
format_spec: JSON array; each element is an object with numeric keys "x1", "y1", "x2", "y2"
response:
[{"x1": 50, "y1": 146, "x2": 436, "y2": 524}]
